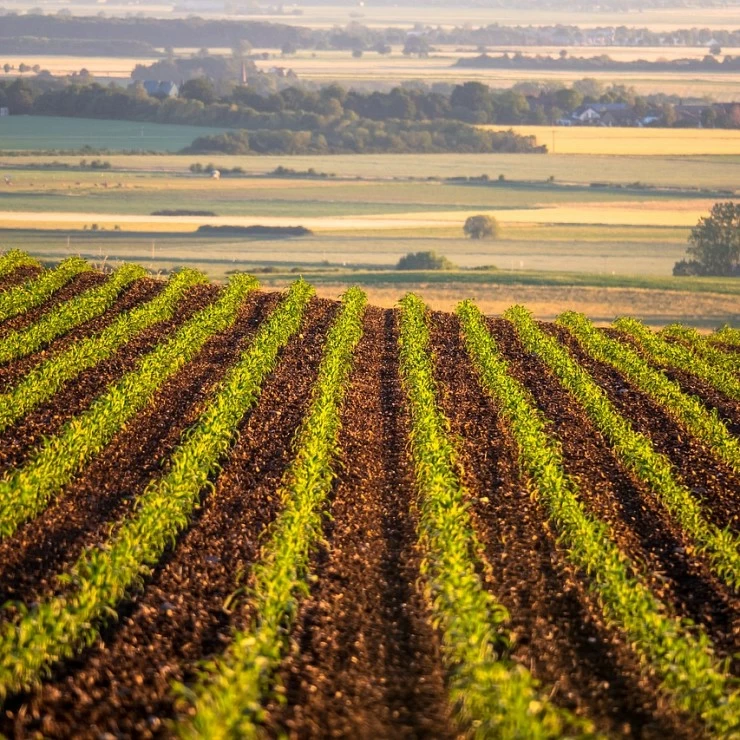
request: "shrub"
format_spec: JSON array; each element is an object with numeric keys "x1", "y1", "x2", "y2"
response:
[{"x1": 396, "y1": 251, "x2": 456, "y2": 270}]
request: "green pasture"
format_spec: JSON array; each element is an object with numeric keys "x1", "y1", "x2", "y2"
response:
[
  {"x1": 0, "y1": 117, "x2": 228, "y2": 153},
  {"x1": 0, "y1": 225, "x2": 695, "y2": 278},
  {"x1": 0, "y1": 169, "x2": 722, "y2": 219},
  {"x1": 10, "y1": 152, "x2": 730, "y2": 192}
]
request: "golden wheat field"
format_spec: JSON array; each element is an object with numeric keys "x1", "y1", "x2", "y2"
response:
[{"x1": 483, "y1": 126, "x2": 740, "y2": 156}]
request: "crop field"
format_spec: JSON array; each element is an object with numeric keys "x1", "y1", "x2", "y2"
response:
[
  {"x1": 0, "y1": 248, "x2": 737, "y2": 737},
  {"x1": 0, "y1": 55, "x2": 159, "y2": 79},
  {"x1": 4, "y1": 150, "x2": 739, "y2": 191},
  {"x1": 250, "y1": 51, "x2": 740, "y2": 100},
  {"x1": 484, "y1": 126, "x2": 740, "y2": 156}
]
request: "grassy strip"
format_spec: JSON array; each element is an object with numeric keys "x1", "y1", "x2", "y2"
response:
[
  {"x1": 558, "y1": 312, "x2": 740, "y2": 475},
  {"x1": 459, "y1": 301, "x2": 740, "y2": 735},
  {"x1": 614, "y1": 318, "x2": 740, "y2": 402},
  {"x1": 0, "y1": 250, "x2": 40, "y2": 280},
  {"x1": 0, "y1": 269, "x2": 207, "y2": 432},
  {"x1": 0, "y1": 263, "x2": 147, "y2": 365},
  {"x1": 509, "y1": 308, "x2": 740, "y2": 590},
  {"x1": 393, "y1": 294, "x2": 582, "y2": 739},
  {"x1": 0, "y1": 274, "x2": 258, "y2": 540},
  {"x1": 259, "y1": 268, "x2": 740, "y2": 298},
  {"x1": 0, "y1": 256, "x2": 90, "y2": 323},
  {"x1": 0, "y1": 279, "x2": 313, "y2": 700},
  {"x1": 661, "y1": 323, "x2": 740, "y2": 376},
  {"x1": 178, "y1": 287, "x2": 366, "y2": 739}
]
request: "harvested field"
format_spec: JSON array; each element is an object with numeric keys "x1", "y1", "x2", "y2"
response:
[{"x1": 0, "y1": 252, "x2": 737, "y2": 738}]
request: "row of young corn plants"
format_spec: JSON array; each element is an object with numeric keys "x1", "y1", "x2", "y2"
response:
[
  {"x1": 0, "y1": 250, "x2": 40, "y2": 280},
  {"x1": 390, "y1": 294, "x2": 582, "y2": 740},
  {"x1": 709, "y1": 325, "x2": 740, "y2": 348},
  {"x1": 0, "y1": 273, "x2": 258, "y2": 540},
  {"x1": 0, "y1": 279, "x2": 314, "y2": 701},
  {"x1": 179, "y1": 287, "x2": 366, "y2": 739},
  {"x1": 508, "y1": 308, "x2": 740, "y2": 590},
  {"x1": 558, "y1": 312, "x2": 740, "y2": 475},
  {"x1": 0, "y1": 256, "x2": 90, "y2": 324},
  {"x1": 459, "y1": 302, "x2": 740, "y2": 736},
  {"x1": 660, "y1": 323, "x2": 740, "y2": 376},
  {"x1": 613, "y1": 318, "x2": 740, "y2": 402},
  {"x1": 0, "y1": 268, "x2": 207, "y2": 433},
  {"x1": 0, "y1": 263, "x2": 146, "y2": 365}
]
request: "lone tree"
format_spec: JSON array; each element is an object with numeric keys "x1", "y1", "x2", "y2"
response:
[
  {"x1": 464, "y1": 215, "x2": 499, "y2": 240},
  {"x1": 396, "y1": 250, "x2": 455, "y2": 270},
  {"x1": 674, "y1": 201, "x2": 740, "y2": 276}
]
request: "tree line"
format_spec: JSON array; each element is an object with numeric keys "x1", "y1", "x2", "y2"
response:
[
  {"x1": 3, "y1": 75, "x2": 735, "y2": 134},
  {"x1": 0, "y1": 78, "x2": 545, "y2": 155},
  {"x1": 1, "y1": 14, "x2": 740, "y2": 56},
  {"x1": 457, "y1": 52, "x2": 740, "y2": 74}
]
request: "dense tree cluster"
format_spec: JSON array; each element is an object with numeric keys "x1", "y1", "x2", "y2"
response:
[
  {"x1": 183, "y1": 120, "x2": 539, "y2": 155},
  {"x1": 4, "y1": 75, "x2": 736, "y2": 133},
  {"x1": 0, "y1": 78, "x2": 547, "y2": 155}
]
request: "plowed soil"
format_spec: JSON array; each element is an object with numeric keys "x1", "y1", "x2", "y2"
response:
[
  {"x1": 428, "y1": 313, "x2": 696, "y2": 738},
  {"x1": 551, "y1": 324, "x2": 740, "y2": 532},
  {"x1": 267, "y1": 307, "x2": 454, "y2": 739},
  {"x1": 605, "y1": 328, "x2": 740, "y2": 436},
  {"x1": 0, "y1": 271, "x2": 107, "y2": 337},
  {"x1": 0, "y1": 285, "x2": 737, "y2": 739},
  {"x1": 0, "y1": 276, "x2": 165, "y2": 393},
  {"x1": 0, "y1": 282, "x2": 219, "y2": 473},
  {"x1": 2, "y1": 298, "x2": 337, "y2": 738},
  {"x1": 0, "y1": 265, "x2": 42, "y2": 293}
]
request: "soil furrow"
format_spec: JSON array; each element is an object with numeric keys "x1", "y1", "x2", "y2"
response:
[
  {"x1": 0, "y1": 283, "x2": 218, "y2": 473},
  {"x1": 551, "y1": 324, "x2": 740, "y2": 532},
  {"x1": 428, "y1": 312, "x2": 695, "y2": 739},
  {"x1": 0, "y1": 271, "x2": 106, "y2": 336},
  {"x1": 0, "y1": 277, "x2": 164, "y2": 393},
  {"x1": 267, "y1": 307, "x2": 455, "y2": 740},
  {"x1": 0, "y1": 265, "x2": 42, "y2": 293},
  {"x1": 658, "y1": 366, "x2": 740, "y2": 436},
  {"x1": 712, "y1": 342, "x2": 740, "y2": 357},
  {"x1": 602, "y1": 328, "x2": 740, "y2": 434},
  {"x1": 489, "y1": 318, "x2": 739, "y2": 667},
  {"x1": 1, "y1": 298, "x2": 337, "y2": 740},
  {"x1": 0, "y1": 290, "x2": 274, "y2": 608}
]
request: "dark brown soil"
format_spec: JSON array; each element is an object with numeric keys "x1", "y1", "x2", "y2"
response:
[
  {"x1": 0, "y1": 290, "x2": 274, "y2": 608},
  {"x1": 428, "y1": 312, "x2": 697, "y2": 739},
  {"x1": 0, "y1": 271, "x2": 107, "y2": 337},
  {"x1": 712, "y1": 342, "x2": 740, "y2": 356},
  {"x1": 488, "y1": 319, "x2": 739, "y2": 668},
  {"x1": 267, "y1": 307, "x2": 455, "y2": 739},
  {"x1": 551, "y1": 324, "x2": 740, "y2": 533},
  {"x1": 0, "y1": 283, "x2": 219, "y2": 474},
  {"x1": 0, "y1": 293, "x2": 735, "y2": 739},
  {"x1": 0, "y1": 265, "x2": 42, "y2": 293},
  {"x1": 0, "y1": 277, "x2": 164, "y2": 393},
  {"x1": 602, "y1": 328, "x2": 740, "y2": 435},
  {"x1": 0, "y1": 298, "x2": 337, "y2": 739}
]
